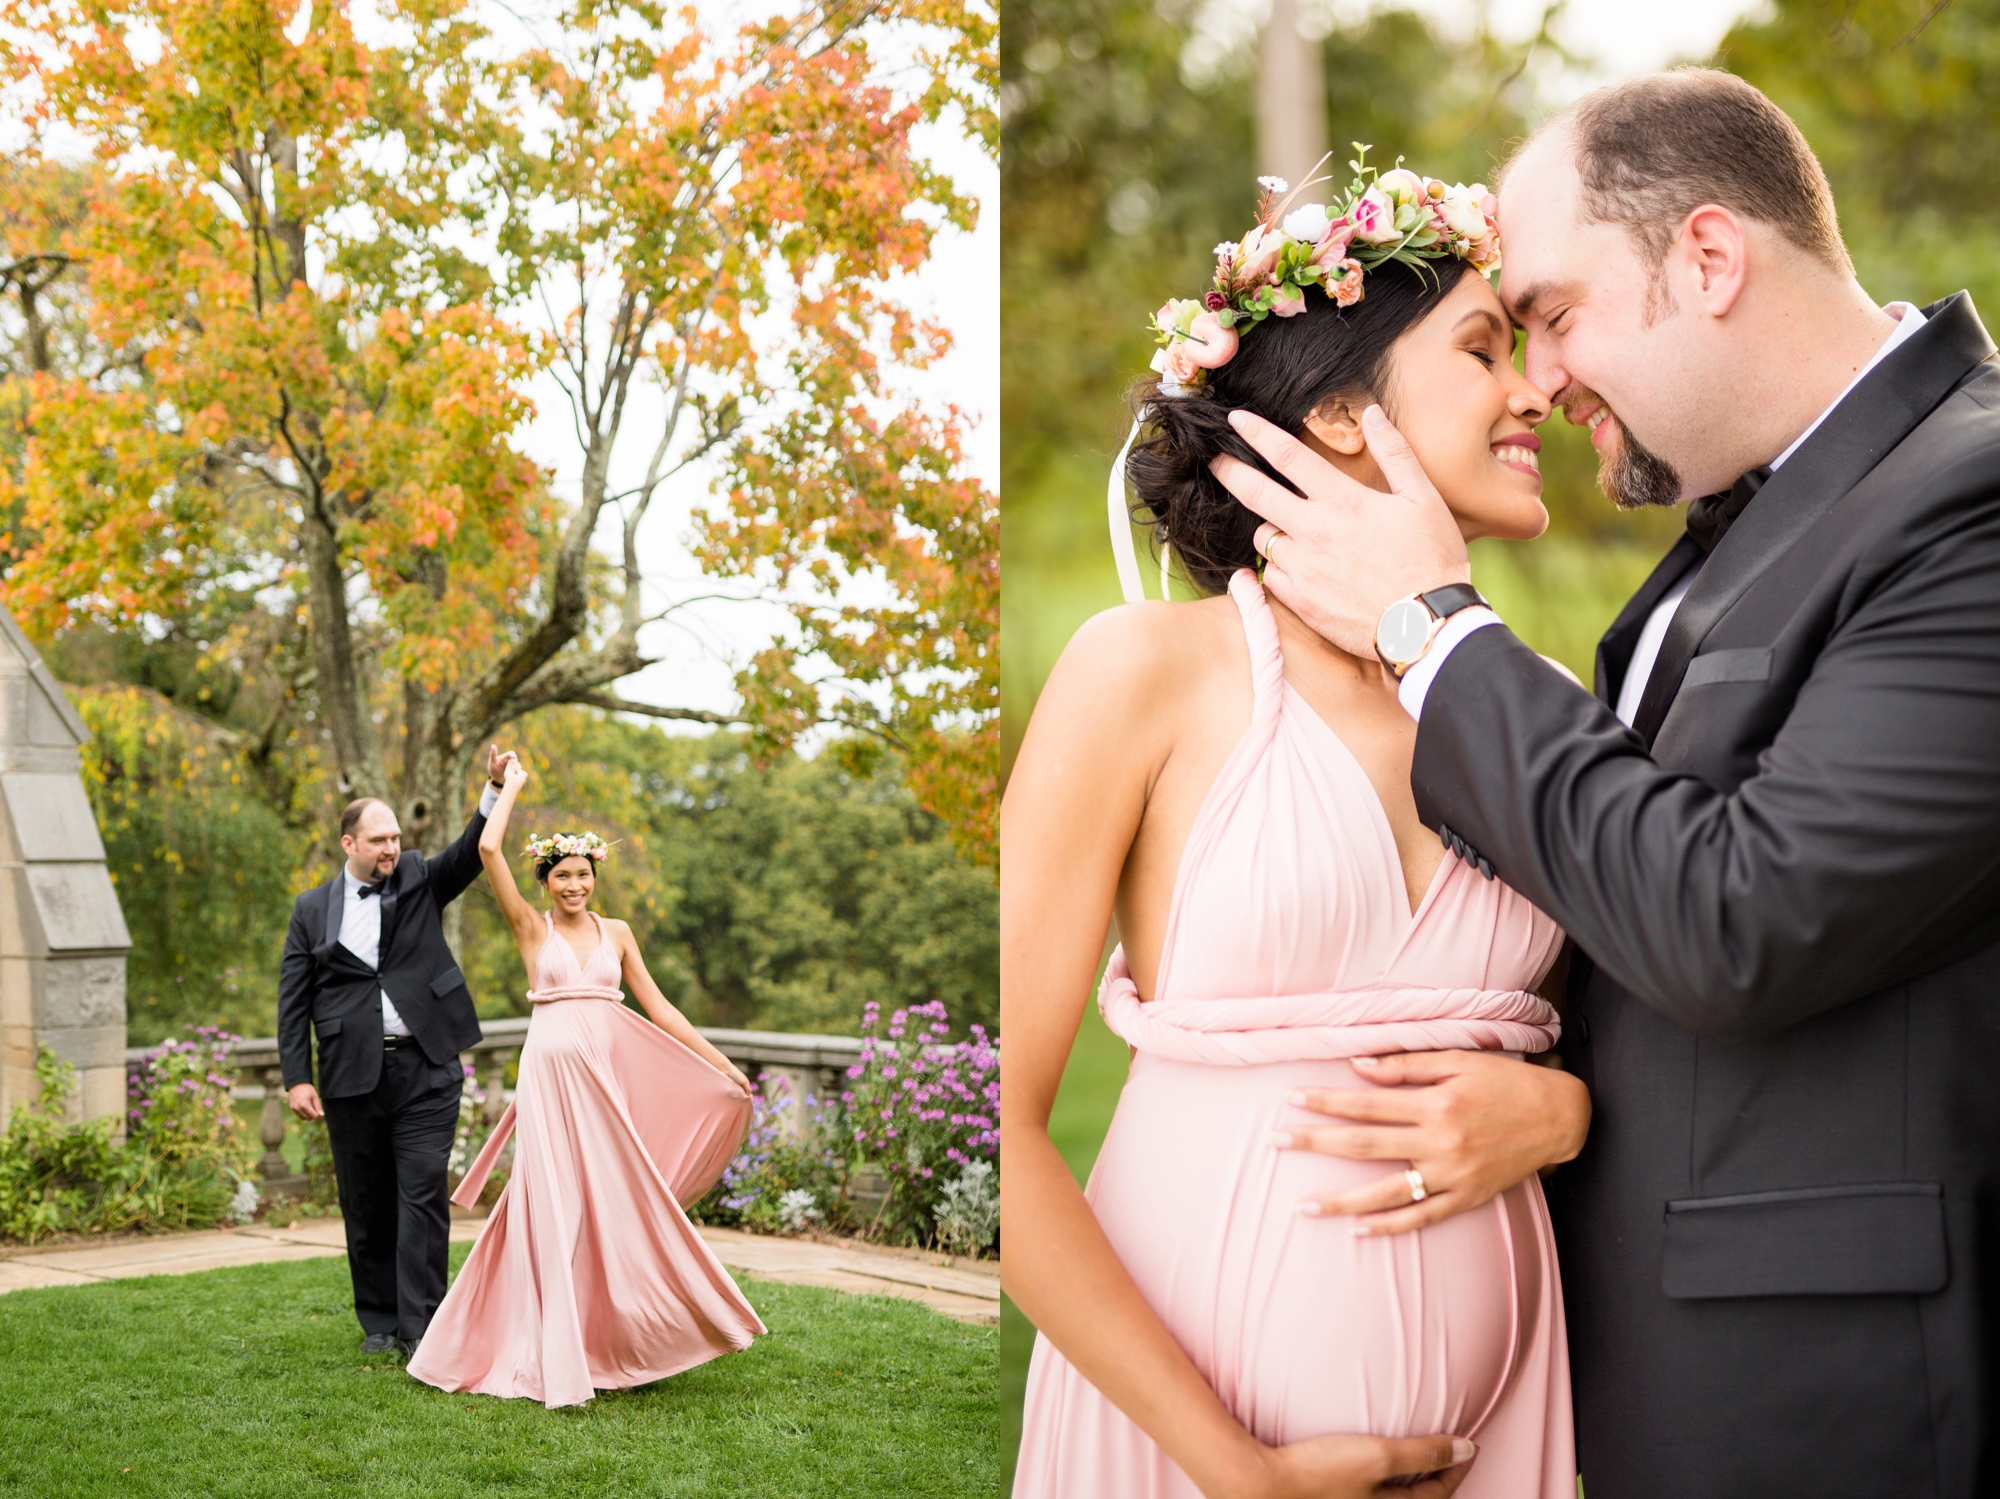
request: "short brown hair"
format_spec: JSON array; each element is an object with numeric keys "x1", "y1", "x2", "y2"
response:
[
  {"x1": 1530, "y1": 69, "x2": 1849, "y2": 297},
  {"x1": 340, "y1": 797, "x2": 391, "y2": 840}
]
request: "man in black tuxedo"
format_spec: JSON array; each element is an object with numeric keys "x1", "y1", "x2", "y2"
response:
[
  {"x1": 279, "y1": 747, "x2": 514, "y2": 1357},
  {"x1": 1213, "y1": 71, "x2": 2000, "y2": 1498}
]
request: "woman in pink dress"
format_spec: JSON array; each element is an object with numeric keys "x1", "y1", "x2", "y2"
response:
[
  {"x1": 1003, "y1": 161, "x2": 1587, "y2": 1498},
  {"x1": 408, "y1": 757, "x2": 765, "y2": 1407}
]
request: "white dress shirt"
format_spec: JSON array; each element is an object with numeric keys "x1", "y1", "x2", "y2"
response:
[
  {"x1": 341, "y1": 781, "x2": 501, "y2": 1037},
  {"x1": 1400, "y1": 301, "x2": 1929, "y2": 724}
]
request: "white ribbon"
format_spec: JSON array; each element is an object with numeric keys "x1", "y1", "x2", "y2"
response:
[{"x1": 1108, "y1": 415, "x2": 1147, "y2": 605}]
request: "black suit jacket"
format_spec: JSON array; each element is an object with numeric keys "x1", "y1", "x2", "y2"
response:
[
  {"x1": 278, "y1": 808, "x2": 488, "y2": 1099},
  {"x1": 1411, "y1": 293, "x2": 2000, "y2": 1498}
]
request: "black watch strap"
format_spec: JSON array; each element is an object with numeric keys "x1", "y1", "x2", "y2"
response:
[{"x1": 1418, "y1": 583, "x2": 1486, "y2": 621}]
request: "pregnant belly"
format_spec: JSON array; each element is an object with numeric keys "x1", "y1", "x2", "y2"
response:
[{"x1": 1087, "y1": 1054, "x2": 1551, "y2": 1448}]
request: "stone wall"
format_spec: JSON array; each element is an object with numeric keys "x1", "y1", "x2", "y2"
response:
[{"x1": 0, "y1": 611, "x2": 131, "y2": 1130}]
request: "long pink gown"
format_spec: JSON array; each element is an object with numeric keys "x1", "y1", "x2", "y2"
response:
[
  {"x1": 1015, "y1": 571, "x2": 1575, "y2": 1498},
  {"x1": 408, "y1": 912, "x2": 766, "y2": 1407}
]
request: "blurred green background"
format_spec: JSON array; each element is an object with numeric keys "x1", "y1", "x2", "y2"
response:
[{"x1": 1000, "y1": 0, "x2": 2000, "y2": 1484}]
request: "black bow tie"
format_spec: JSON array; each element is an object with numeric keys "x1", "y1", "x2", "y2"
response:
[
  {"x1": 357, "y1": 880, "x2": 388, "y2": 899},
  {"x1": 1685, "y1": 465, "x2": 1771, "y2": 554}
]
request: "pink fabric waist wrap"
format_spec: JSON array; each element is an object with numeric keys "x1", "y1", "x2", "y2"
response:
[
  {"x1": 1096, "y1": 947, "x2": 1560, "y2": 1066},
  {"x1": 527, "y1": 985, "x2": 623, "y2": 1004}
]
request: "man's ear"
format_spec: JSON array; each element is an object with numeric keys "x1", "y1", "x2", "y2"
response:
[
  {"x1": 1674, "y1": 204, "x2": 1750, "y2": 318},
  {"x1": 1302, "y1": 396, "x2": 1369, "y2": 457}
]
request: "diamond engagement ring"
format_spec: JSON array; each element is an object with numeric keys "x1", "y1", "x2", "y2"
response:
[{"x1": 1405, "y1": 1168, "x2": 1428, "y2": 1203}]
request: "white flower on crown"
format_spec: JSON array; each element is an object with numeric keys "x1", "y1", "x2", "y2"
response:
[{"x1": 1281, "y1": 203, "x2": 1335, "y2": 247}]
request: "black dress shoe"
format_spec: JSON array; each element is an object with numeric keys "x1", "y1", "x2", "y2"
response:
[
  {"x1": 395, "y1": 1336, "x2": 421, "y2": 1361},
  {"x1": 361, "y1": 1333, "x2": 395, "y2": 1354}
]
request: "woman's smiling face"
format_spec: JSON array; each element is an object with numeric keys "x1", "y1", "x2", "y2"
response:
[
  {"x1": 1304, "y1": 272, "x2": 1553, "y2": 543},
  {"x1": 544, "y1": 855, "x2": 596, "y2": 911}
]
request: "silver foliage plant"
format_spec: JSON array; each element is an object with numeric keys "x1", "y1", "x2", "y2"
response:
[{"x1": 933, "y1": 1159, "x2": 998, "y2": 1258}]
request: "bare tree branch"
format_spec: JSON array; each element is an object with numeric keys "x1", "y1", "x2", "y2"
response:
[{"x1": 564, "y1": 691, "x2": 747, "y2": 726}]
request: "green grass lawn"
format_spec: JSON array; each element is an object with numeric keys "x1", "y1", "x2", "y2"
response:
[{"x1": 0, "y1": 1245, "x2": 998, "y2": 1498}]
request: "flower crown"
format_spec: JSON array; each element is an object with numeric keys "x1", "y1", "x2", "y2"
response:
[
  {"x1": 1150, "y1": 145, "x2": 1501, "y2": 395},
  {"x1": 523, "y1": 831, "x2": 610, "y2": 866}
]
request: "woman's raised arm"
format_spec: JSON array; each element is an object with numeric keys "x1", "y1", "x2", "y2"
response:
[{"x1": 478, "y1": 756, "x2": 541, "y2": 954}]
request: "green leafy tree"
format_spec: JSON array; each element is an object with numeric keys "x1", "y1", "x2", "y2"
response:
[
  {"x1": 1716, "y1": 0, "x2": 2000, "y2": 316},
  {"x1": 72, "y1": 685, "x2": 314, "y2": 1045}
]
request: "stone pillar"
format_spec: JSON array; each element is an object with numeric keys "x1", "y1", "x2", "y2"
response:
[{"x1": 0, "y1": 610, "x2": 131, "y2": 1132}]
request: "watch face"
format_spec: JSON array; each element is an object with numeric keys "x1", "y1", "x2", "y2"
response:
[{"x1": 1376, "y1": 598, "x2": 1434, "y2": 665}]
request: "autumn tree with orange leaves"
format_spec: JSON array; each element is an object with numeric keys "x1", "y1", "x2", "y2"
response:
[{"x1": 0, "y1": 0, "x2": 996, "y2": 864}]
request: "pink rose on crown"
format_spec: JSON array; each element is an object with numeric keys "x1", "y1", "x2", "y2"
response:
[
  {"x1": 1161, "y1": 341, "x2": 1203, "y2": 386},
  {"x1": 1329, "y1": 258, "x2": 1366, "y2": 307},
  {"x1": 1349, "y1": 185, "x2": 1399, "y2": 245},
  {"x1": 1269, "y1": 284, "x2": 1308, "y2": 318},
  {"x1": 1183, "y1": 311, "x2": 1240, "y2": 366}
]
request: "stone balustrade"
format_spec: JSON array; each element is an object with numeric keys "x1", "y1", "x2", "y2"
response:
[{"x1": 125, "y1": 1022, "x2": 864, "y2": 1201}]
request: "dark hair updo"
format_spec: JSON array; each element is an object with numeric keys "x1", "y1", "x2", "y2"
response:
[{"x1": 1126, "y1": 255, "x2": 1472, "y2": 596}]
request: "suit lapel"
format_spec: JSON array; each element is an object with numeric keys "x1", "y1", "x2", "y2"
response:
[
  {"x1": 1595, "y1": 534, "x2": 1702, "y2": 708},
  {"x1": 1630, "y1": 292, "x2": 1996, "y2": 746},
  {"x1": 376, "y1": 853, "x2": 406, "y2": 963},
  {"x1": 312, "y1": 874, "x2": 345, "y2": 959}
]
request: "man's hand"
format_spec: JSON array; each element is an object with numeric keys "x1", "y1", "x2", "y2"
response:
[
  {"x1": 1208, "y1": 406, "x2": 1469, "y2": 660},
  {"x1": 1273, "y1": 1050, "x2": 1590, "y2": 1235},
  {"x1": 486, "y1": 744, "x2": 518, "y2": 788},
  {"x1": 287, "y1": 1083, "x2": 324, "y2": 1121}
]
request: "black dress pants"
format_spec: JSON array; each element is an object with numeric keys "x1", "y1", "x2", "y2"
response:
[{"x1": 322, "y1": 1044, "x2": 462, "y2": 1339}]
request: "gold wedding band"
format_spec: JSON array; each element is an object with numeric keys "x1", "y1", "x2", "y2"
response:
[{"x1": 1405, "y1": 1168, "x2": 1428, "y2": 1203}]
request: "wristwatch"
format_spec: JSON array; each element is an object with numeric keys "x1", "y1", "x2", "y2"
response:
[{"x1": 1374, "y1": 584, "x2": 1487, "y2": 679}]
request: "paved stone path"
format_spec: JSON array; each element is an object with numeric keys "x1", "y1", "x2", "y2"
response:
[{"x1": 0, "y1": 1216, "x2": 998, "y2": 1325}]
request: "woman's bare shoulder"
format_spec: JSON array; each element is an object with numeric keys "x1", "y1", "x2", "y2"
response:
[{"x1": 1043, "y1": 593, "x2": 1244, "y2": 706}]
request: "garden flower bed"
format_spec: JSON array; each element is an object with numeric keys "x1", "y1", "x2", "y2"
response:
[{"x1": 4, "y1": 1003, "x2": 1000, "y2": 1263}]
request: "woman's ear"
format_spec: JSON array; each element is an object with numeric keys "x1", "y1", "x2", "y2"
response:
[{"x1": 1301, "y1": 396, "x2": 1368, "y2": 457}]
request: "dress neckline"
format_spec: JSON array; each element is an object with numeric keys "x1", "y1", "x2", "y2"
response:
[
  {"x1": 543, "y1": 910, "x2": 606, "y2": 975},
  {"x1": 1148, "y1": 570, "x2": 1457, "y2": 1004}
]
